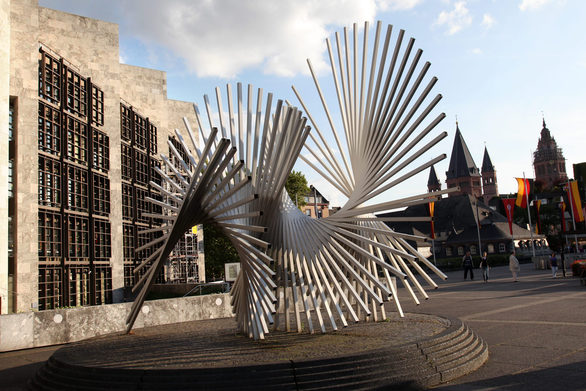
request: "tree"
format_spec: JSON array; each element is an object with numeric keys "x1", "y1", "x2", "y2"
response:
[
  {"x1": 203, "y1": 224, "x2": 239, "y2": 281},
  {"x1": 285, "y1": 170, "x2": 310, "y2": 208}
]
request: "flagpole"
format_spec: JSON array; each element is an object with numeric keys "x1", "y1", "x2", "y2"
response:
[
  {"x1": 524, "y1": 172, "x2": 535, "y2": 257},
  {"x1": 566, "y1": 178, "x2": 578, "y2": 251}
]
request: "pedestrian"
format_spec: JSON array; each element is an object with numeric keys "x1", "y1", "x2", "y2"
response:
[
  {"x1": 550, "y1": 251, "x2": 558, "y2": 278},
  {"x1": 479, "y1": 251, "x2": 490, "y2": 282},
  {"x1": 462, "y1": 250, "x2": 474, "y2": 280},
  {"x1": 509, "y1": 250, "x2": 520, "y2": 282}
]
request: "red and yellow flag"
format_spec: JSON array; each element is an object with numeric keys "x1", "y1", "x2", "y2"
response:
[
  {"x1": 535, "y1": 200, "x2": 542, "y2": 234},
  {"x1": 428, "y1": 201, "x2": 435, "y2": 239},
  {"x1": 559, "y1": 202, "x2": 567, "y2": 232},
  {"x1": 515, "y1": 178, "x2": 530, "y2": 208},
  {"x1": 567, "y1": 180, "x2": 584, "y2": 223}
]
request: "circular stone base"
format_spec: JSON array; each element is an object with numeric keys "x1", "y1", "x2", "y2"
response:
[{"x1": 30, "y1": 314, "x2": 488, "y2": 390}]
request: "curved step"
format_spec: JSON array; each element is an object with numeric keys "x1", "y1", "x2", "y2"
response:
[{"x1": 29, "y1": 316, "x2": 488, "y2": 390}]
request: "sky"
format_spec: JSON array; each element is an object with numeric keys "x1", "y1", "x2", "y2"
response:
[{"x1": 40, "y1": 0, "x2": 586, "y2": 208}]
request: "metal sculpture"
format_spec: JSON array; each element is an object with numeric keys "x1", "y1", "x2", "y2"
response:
[{"x1": 127, "y1": 21, "x2": 456, "y2": 340}]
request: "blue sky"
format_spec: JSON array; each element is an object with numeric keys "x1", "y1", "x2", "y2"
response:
[{"x1": 40, "y1": 0, "x2": 586, "y2": 207}]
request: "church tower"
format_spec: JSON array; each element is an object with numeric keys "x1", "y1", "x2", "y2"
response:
[
  {"x1": 427, "y1": 165, "x2": 441, "y2": 192},
  {"x1": 445, "y1": 124, "x2": 482, "y2": 198},
  {"x1": 481, "y1": 146, "x2": 498, "y2": 203},
  {"x1": 533, "y1": 118, "x2": 567, "y2": 189}
]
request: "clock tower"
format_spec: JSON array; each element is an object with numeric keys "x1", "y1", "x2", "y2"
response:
[{"x1": 533, "y1": 118, "x2": 567, "y2": 189}]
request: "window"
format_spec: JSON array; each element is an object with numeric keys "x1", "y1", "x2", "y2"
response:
[
  {"x1": 38, "y1": 102, "x2": 61, "y2": 156},
  {"x1": 38, "y1": 156, "x2": 61, "y2": 208},
  {"x1": 446, "y1": 247, "x2": 453, "y2": 256},
  {"x1": 120, "y1": 103, "x2": 132, "y2": 142},
  {"x1": 135, "y1": 187, "x2": 150, "y2": 224},
  {"x1": 66, "y1": 265, "x2": 91, "y2": 307},
  {"x1": 134, "y1": 113, "x2": 147, "y2": 150},
  {"x1": 470, "y1": 245, "x2": 477, "y2": 255},
  {"x1": 122, "y1": 183, "x2": 134, "y2": 221},
  {"x1": 67, "y1": 215, "x2": 89, "y2": 260},
  {"x1": 38, "y1": 210, "x2": 62, "y2": 260},
  {"x1": 65, "y1": 115, "x2": 88, "y2": 165},
  {"x1": 38, "y1": 50, "x2": 61, "y2": 105},
  {"x1": 149, "y1": 123, "x2": 158, "y2": 154},
  {"x1": 457, "y1": 246, "x2": 464, "y2": 256},
  {"x1": 123, "y1": 223, "x2": 136, "y2": 261},
  {"x1": 93, "y1": 219, "x2": 111, "y2": 259},
  {"x1": 305, "y1": 209, "x2": 311, "y2": 216},
  {"x1": 487, "y1": 244, "x2": 495, "y2": 253},
  {"x1": 92, "y1": 173, "x2": 110, "y2": 216},
  {"x1": 92, "y1": 129, "x2": 109, "y2": 173},
  {"x1": 121, "y1": 143, "x2": 133, "y2": 181},
  {"x1": 66, "y1": 166, "x2": 89, "y2": 212},
  {"x1": 135, "y1": 149, "x2": 149, "y2": 186},
  {"x1": 38, "y1": 265, "x2": 62, "y2": 310},
  {"x1": 94, "y1": 265, "x2": 112, "y2": 305},
  {"x1": 91, "y1": 85, "x2": 104, "y2": 126},
  {"x1": 499, "y1": 243, "x2": 506, "y2": 253},
  {"x1": 65, "y1": 68, "x2": 87, "y2": 118}
]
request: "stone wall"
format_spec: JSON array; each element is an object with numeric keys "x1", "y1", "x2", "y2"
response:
[
  {"x1": 0, "y1": 293, "x2": 234, "y2": 352},
  {"x1": 0, "y1": 0, "x2": 10, "y2": 314}
]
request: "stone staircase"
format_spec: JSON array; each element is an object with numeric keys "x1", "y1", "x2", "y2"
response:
[{"x1": 29, "y1": 317, "x2": 487, "y2": 390}]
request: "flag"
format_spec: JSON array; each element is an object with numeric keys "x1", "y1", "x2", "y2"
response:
[
  {"x1": 534, "y1": 200, "x2": 542, "y2": 234},
  {"x1": 428, "y1": 201, "x2": 435, "y2": 239},
  {"x1": 502, "y1": 198, "x2": 516, "y2": 235},
  {"x1": 559, "y1": 202, "x2": 567, "y2": 232},
  {"x1": 567, "y1": 180, "x2": 584, "y2": 223},
  {"x1": 515, "y1": 178, "x2": 530, "y2": 208}
]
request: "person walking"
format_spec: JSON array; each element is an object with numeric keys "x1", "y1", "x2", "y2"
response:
[
  {"x1": 550, "y1": 251, "x2": 558, "y2": 278},
  {"x1": 509, "y1": 250, "x2": 520, "y2": 282},
  {"x1": 479, "y1": 251, "x2": 490, "y2": 282},
  {"x1": 462, "y1": 250, "x2": 474, "y2": 280}
]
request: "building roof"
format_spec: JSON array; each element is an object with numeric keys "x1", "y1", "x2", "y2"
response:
[
  {"x1": 481, "y1": 147, "x2": 495, "y2": 173},
  {"x1": 378, "y1": 194, "x2": 541, "y2": 246},
  {"x1": 427, "y1": 165, "x2": 441, "y2": 188},
  {"x1": 446, "y1": 125, "x2": 480, "y2": 179}
]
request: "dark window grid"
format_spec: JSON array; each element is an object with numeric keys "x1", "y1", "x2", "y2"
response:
[
  {"x1": 38, "y1": 51, "x2": 61, "y2": 106},
  {"x1": 123, "y1": 263, "x2": 136, "y2": 288},
  {"x1": 66, "y1": 166, "x2": 89, "y2": 212},
  {"x1": 38, "y1": 156, "x2": 61, "y2": 208},
  {"x1": 169, "y1": 136, "x2": 193, "y2": 172},
  {"x1": 149, "y1": 191, "x2": 163, "y2": 226},
  {"x1": 135, "y1": 186, "x2": 151, "y2": 225},
  {"x1": 122, "y1": 183, "x2": 134, "y2": 221},
  {"x1": 38, "y1": 265, "x2": 62, "y2": 311},
  {"x1": 91, "y1": 85, "x2": 104, "y2": 127},
  {"x1": 65, "y1": 265, "x2": 91, "y2": 307},
  {"x1": 8, "y1": 159, "x2": 13, "y2": 198},
  {"x1": 149, "y1": 123, "x2": 158, "y2": 155},
  {"x1": 123, "y1": 223, "x2": 136, "y2": 261},
  {"x1": 134, "y1": 113, "x2": 148, "y2": 151},
  {"x1": 94, "y1": 265, "x2": 112, "y2": 305},
  {"x1": 92, "y1": 129, "x2": 109, "y2": 173},
  {"x1": 38, "y1": 210, "x2": 62, "y2": 260},
  {"x1": 93, "y1": 219, "x2": 111, "y2": 259},
  {"x1": 150, "y1": 158, "x2": 162, "y2": 187},
  {"x1": 65, "y1": 115, "x2": 88, "y2": 165},
  {"x1": 121, "y1": 143, "x2": 133, "y2": 181},
  {"x1": 135, "y1": 149, "x2": 149, "y2": 186},
  {"x1": 92, "y1": 173, "x2": 110, "y2": 216},
  {"x1": 65, "y1": 68, "x2": 87, "y2": 118},
  {"x1": 120, "y1": 104, "x2": 132, "y2": 142},
  {"x1": 67, "y1": 215, "x2": 89, "y2": 260},
  {"x1": 136, "y1": 230, "x2": 162, "y2": 260},
  {"x1": 38, "y1": 102, "x2": 61, "y2": 156}
]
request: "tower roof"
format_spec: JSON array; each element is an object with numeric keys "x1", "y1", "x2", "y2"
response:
[
  {"x1": 428, "y1": 165, "x2": 441, "y2": 187},
  {"x1": 481, "y1": 146, "x2": 495, "y2": 173},
  {"x1": 446, "y1": 124, "x2": 480, "y2": 179}
]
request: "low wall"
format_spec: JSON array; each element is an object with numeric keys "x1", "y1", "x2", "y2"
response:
[{"x1": 0, "y1": 293, "x2": 234, "y2": 352}]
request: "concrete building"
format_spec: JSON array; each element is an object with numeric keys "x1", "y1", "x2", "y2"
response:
[
  {"x1": 1, "y1": 0, "x2": 204, "y2": 314},
  {"x1": 533, "y1": 119, "x2": 567, "y2": 190}
]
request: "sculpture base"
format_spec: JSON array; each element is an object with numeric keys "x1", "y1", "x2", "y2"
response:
[{"x1": 29, "y1": 313, "x2": 487, "y2": 390}]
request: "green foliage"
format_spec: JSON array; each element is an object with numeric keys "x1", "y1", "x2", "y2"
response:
[
  {"x1": 203, "y1": 224, "x2": 240, "y2": 281},
  {"x1": 285, "y1": 170, "x2": 310, "y2": 208}
]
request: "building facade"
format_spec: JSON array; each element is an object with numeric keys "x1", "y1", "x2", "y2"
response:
[
  {"x1": 533, "y1": 119, "x2": 567, "y2": 190},
  {"x1": 301, "y1": 185, "x2": 330, "y2": 219},
  {"x1": 2, "y1": 0, "x2": 204, "y2": 314}
]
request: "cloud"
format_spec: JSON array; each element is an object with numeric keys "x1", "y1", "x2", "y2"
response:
[
  {"x1": 435, "y1": 1, "x2": 472, "y2": 35},
  {"x1": 117, "y1": 0, "x2": 378, "y2": 78},
  {"x1": 481, "y1": 13, "x2": 495, "y2": 29},
  {"x1": 519, "y1": 0, "x2": 555, "y2": 11},
  {"x1": 376, "y1": 0, "x2": 423, "y2": 11},
  {"x1": 471, "y1": 48, "x2": 482, "y2": 55}
]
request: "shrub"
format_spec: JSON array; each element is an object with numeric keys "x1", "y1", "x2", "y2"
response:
[{"x1": 571, "y1": 259, "x2": 586, "y2": 276}]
